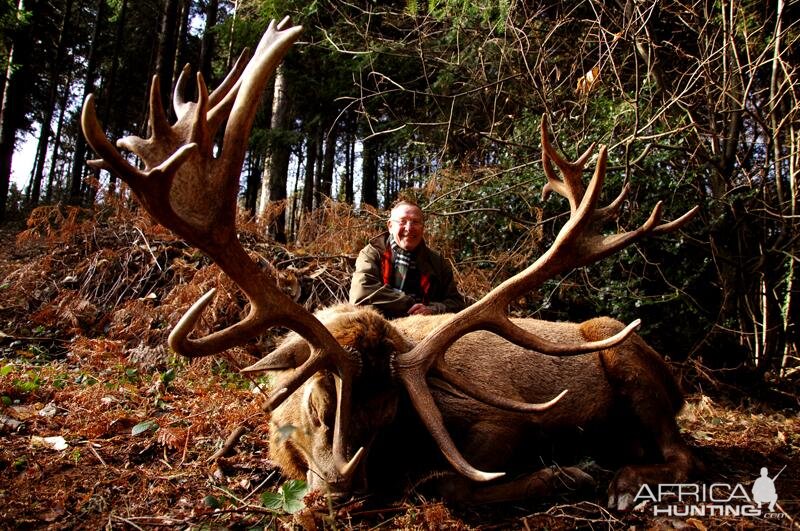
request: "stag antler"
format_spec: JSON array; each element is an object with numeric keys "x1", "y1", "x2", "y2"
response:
[
  {"x1": 391, "y1": 116, "x2": 699, "y2": 481},
  {"x1": 81, "y1": 18, "x2": 564, "y2": 487},
  {"x1": 80, "y1": 18, "x2": 370, "y2": 480}
]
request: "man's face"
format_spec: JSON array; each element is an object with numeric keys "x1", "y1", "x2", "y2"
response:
[{"x1": 388, "y1": 204, "x2": 424, "y2": 251}]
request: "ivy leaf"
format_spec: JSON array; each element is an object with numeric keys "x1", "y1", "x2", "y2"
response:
[
  {"x1": 261, "y1": 479, "x2": 309, "y2": 513},
  {"x1": 281, "y1": 479, "x2": 309, "y2": 513},
  {"x1": 131, "y1": 420, "x2": 158, "y2": 436},
  {"x1": 260, "y1": 491, "x2": 284, "y2": 511}
]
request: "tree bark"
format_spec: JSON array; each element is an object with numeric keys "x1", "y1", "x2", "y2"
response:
[
  {"x1": 361, "y1": 137, "x2": 378, "y2": 208},
  {"x1": 258, "y1": 63, "x2": 291, "y2": 242},
  {"x1": 341, "y1": 119, "x2": 355, "y2": 203},
  {"x1": 156, "y1": 0, "x2": 179, "y2": 112},
  {"x1": 44, "y1": 81, "x2": 70, "y2": 203},
  {"x1": 244, "y1": 152, "x2": 262, "y2": 215},
  {"x1": 302, "y1": 133, "x2": 317, "y2": 213},
  {"x1": 0, "y1": 0, "x2": 39, "y2": 221},
  {"x1": 172, "y1": 0, "x2": 191, "y2": 89},
  {"x1": 319, "y1": 121, "x2": 336, "y2": 203},
  {"x1": 29, "y1": 0, "x2": 74, "y2": 206},
  {"x1": 199, "y1": 0, "x2": 219, "y2": 84},
  {"x1": 102, "y1": 0, "x2": 128, "y2": 197},
  {"x1": 68, "y1": 0, "x2": 105, "y2": 206}
]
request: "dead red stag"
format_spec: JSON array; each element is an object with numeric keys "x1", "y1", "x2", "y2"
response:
[{"x1": 81, "y1": 20, "x2": 701, "y2": 510}]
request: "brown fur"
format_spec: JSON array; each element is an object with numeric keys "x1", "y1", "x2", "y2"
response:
[{"x1": 268, "y1": 306, "x2": 701, "y2": 509}]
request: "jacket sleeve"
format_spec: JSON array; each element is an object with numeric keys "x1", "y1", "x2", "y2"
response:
[{"x1": 349, "y1": 246, "x2": 414, "y2": 316}]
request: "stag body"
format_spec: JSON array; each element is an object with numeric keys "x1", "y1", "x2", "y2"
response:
[
  {"x1": 268, "y1": 307, "x2": 697, "y2": 508},
  {"x1": 82, "y1": 20, "x2": 700, "y2": 513}
]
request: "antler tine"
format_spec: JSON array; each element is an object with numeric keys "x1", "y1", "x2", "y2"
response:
[
  {"x1": 434, "y1": 360, "x2": 570, "y2": 413},
  {"x1": 116, "y1": 76, "x2": 172, "y2": 160},
  {"x1": 596, "y1": 181, "x2": 630, "y2": 222},
  {"x1": 209, "y1": 49, "x2": 249, "y2": 107},
  {"x1": 653, "y1": 205, "x2": 700, "y2": 234},
  {"x1": 173, "y1": 64, "x2": 192, "y2": 119},
  {"x1": 393, "y1": 113, "x2": 698, "y2": 482},
  {"x1": 190, "y1": 73, "x2": 212, "y2": 153},
  {"x1": 332, "y1": 371, "x2": 367, "y2": 478},
  {"x1": 400, "y1": 369, "x2": 505, "y2": 481},
  {"x1": 207, "y1": 49, "x2": 249, "y2": 134},
  {"x1": 220, "y1": 20, "x2": 302, "y2": 178},
  {"x1": 173, "y1": 49, "x2": 249, "y2": 136},
  {"x1": 82, "y1": 95, "x2": 144, "y2": 186},
  {"x1": 148, "y1": 75, "x2": 172, "y2": 139},
  {"x1": 541, "y1": 116, "x2": 595, "y2": 212},
  {"x1": 82, "y1": 94, "x2": 198, "y2": 230}
]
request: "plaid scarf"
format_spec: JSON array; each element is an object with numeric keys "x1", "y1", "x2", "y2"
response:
[{"x1": 389, "y1": 235, "x2": 417, "y2": 292}]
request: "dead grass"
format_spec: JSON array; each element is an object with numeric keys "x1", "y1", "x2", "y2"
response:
[{"x1": 0, "y1": 205, "x2": 798, "y2": 529}]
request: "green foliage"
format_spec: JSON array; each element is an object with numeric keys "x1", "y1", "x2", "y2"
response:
[
  {"x1": 209, "y1": 359, "x2": 251, "y2": 389},
  {"x1": 9, "y1": 0, "x2": 795, "y2": 374},
  {"x1": 261, "y1": 479, "x2": 309, "y2": 514},
  {"x1": 131, "y1": 420, "x2": 158, "y2": 436}
]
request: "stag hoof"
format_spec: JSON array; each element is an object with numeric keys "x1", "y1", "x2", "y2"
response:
[
  {"x1": 607, "y1": 466, "x2": 645, "y2": 511},
  {"x1": 608, "y1": 491, "x2": 636, "y2": 511}
]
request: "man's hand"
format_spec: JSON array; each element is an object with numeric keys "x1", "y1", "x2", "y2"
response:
[{"x1": 408, "y1": 303, "x2": 435, "y2": 316}]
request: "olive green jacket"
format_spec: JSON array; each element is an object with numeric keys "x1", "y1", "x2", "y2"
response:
[{"x1": 348, "y1": 233, "x2": 465, "y2": 318}]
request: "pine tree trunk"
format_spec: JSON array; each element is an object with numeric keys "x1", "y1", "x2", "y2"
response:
[
  {"x1": 0, "y1": 0, "x2": 40, "y2": 221},
  {"x1": 199, "y1": 0, "x2": 219, "y2": 83},
  {"x1": 29, "y1": 0, "x2": 74, "y2": 206},
  {"x1": 172, "y1": 0, "x2": 191, "y2": 88},
  {"x1": 361, "y1": 138, "x2": 378, "y2": 208},
  {"x1": 45, "y1": 82, "x2": 70, "y2": 203},
  {"x1": 102, "y1": 0, "x2": 128, "y2": 197},
  {"x1": 244, "y1": 152, "x2": 262, "y2": 215},
  {"x1": 302, "y1": 135, "x2": 317, "y2": 213},
  {"x1": 319, "y1": 122, "x2": 336, "y2": 202},
  {"x1": 68, "y1": 0, "x2": 105, "y2": 206},
  {"x1": 156, "y1": 0, "x2": 179, "y2": 111},
  {"x1": 258, "y1": 64, "x2": 291, "y2": 242},
  {"x1": 341, "y1": 122, "x2": 354, "y2": 203},
  {"x1": 225, "y1": 0, "x2": 239, "y2": 70}
]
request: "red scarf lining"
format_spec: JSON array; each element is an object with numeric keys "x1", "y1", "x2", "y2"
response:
[{"x1": 382, "y1": 245, "x2": 431, "y2": 304}]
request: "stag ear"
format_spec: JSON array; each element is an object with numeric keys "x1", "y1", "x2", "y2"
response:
[{"x1": 302, "y1": 374, "x2": 335, "y2": 428}]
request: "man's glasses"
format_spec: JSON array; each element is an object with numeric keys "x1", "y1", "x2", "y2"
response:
[{"x1": 390, "y1": 218, "x2": 423, "y2": 228}]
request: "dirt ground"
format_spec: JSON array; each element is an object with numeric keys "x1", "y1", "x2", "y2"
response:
[{"x1": 1, "y1": 212, "x2": 798, "y2": 530}]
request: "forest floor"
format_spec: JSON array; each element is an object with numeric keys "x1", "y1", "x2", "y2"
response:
[{"x1": 1, "y1": 205, "x2": 799, "y2": 530}]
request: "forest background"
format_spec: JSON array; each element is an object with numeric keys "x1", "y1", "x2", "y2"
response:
[
  {"x1": 3, "y1": 0, "x2": 796, "y2": 378},
  {"x1": 0, "y1": 0, "x2": 798, "y2": 527}
]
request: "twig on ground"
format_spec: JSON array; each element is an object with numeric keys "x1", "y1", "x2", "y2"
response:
[{"x1": 208, "y1": 424, "x2": 249, "y2": 462}]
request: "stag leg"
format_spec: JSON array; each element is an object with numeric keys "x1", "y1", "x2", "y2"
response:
[
  {"x1": 432, "y1": 419, "x2": 596, "y2": 504},
  {"x1": 607, "y1": 427, "x2": 699, "y2": 510},
  {"x1": 581, "y1": 317, "x2": 703, "y2": 511},
  {"x1": 463, "y1": 466, "x2": 596, "y2": 504}
]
